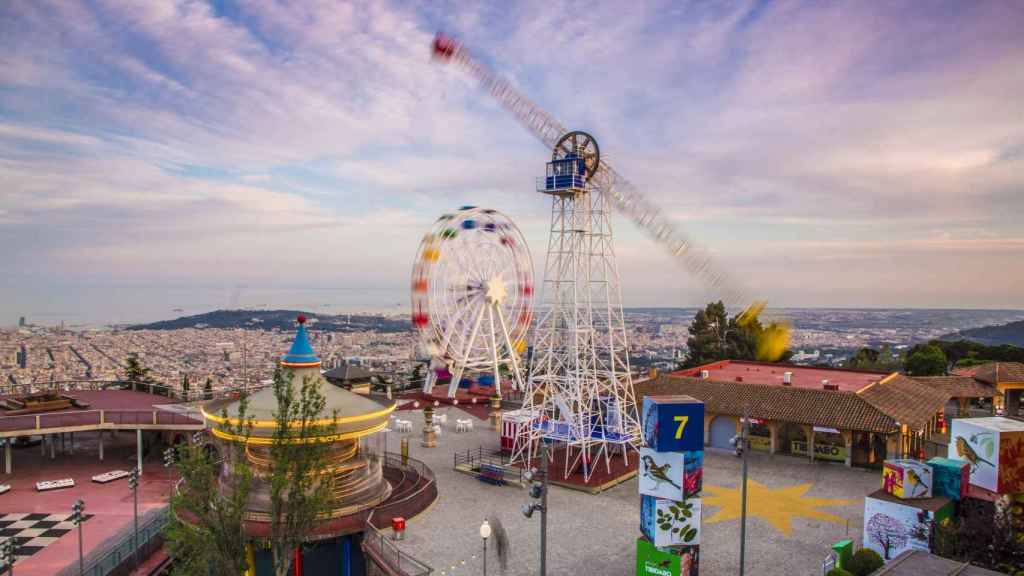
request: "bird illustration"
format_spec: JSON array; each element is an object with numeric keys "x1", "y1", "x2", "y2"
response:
[
  {"x1": 907, "y1": 468, "x2": 928, "y2": 497},
  {"x1": 642, "y1": 455, "x2": 680, "y2": 491},
  {"x1": 955, "y1": 436, "x2": 994, "y2": 470}
]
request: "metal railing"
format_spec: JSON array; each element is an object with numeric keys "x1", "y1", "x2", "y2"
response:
[
  {"x1": 0, "y1": 408, "x2": 203, "y2": 433},
  {"x1": 452, "y1": 446, "x2": 524, "y2": 485},
  {"x1": 363, "y1": 512, "x2": 433, "y2": 576},
  {"x1": 0, "y1": 379, "x2": 271, "y2": 402},
  {"x1": 56, "y1": 506, "x2": 168, "y2": 576}
]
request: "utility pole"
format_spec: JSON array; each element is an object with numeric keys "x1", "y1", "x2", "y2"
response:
[
  {"x1": 522, "y1": 441, "x2": 549, "y2": 576},
  {"x1": 738, "y1": 408, "x2": 750, "y2": 576},
  {"x1": 128, "y1": 467, "x2": 140, "y2": 569},
  {"x1": 71, "y1": 499, "x2": 85, "y2": 576}
]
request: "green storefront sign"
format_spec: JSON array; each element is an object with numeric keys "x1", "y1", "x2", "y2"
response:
[
  {"x1": 637, "y1": 538, "x2": 680, "y2": 576},
  {"x1": 791, "y1": 440, "x2": 845, "y2": 462}
]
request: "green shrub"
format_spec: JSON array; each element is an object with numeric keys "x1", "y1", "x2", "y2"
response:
[
  {"x1": 847, "y1": 548, "x2": 885, "y2": 576},
  {"x1": 826, "y1": 569, "x2": 854, "y2": 576}
]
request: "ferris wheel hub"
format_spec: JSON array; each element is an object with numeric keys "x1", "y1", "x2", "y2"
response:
[{"x1": 485, "y1": 277, "x2": 507, "y2": 305}]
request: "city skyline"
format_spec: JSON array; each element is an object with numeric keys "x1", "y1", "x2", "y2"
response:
[{"x1": 2, "y1": 1, "x2": 1024, "y2": 319}]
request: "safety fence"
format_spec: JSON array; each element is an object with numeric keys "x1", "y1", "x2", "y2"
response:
[
  {"x1": 363, "y1": 509, "x2": 433, "y2": 576},
  {"x1": 0, "y1": 408, "x2": 202, "y2": 433},
  {"x1": 452, "y1": 446, "x2": 525, "y2": 485},
  {"x1": 56, "y1": 506, "x2": 168, "y2": 576}
]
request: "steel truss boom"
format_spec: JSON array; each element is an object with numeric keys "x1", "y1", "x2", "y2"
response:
[{"x1": 433, "y1": 34, "x2": 748, "y2": 308}]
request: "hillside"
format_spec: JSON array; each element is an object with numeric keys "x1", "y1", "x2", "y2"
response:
[
  {"x1": 941, "y1": 319, "x2": 1024, "y2": 347},
  {"x1": 128, "y1": 309, "x2": 409, "y2": 333}
]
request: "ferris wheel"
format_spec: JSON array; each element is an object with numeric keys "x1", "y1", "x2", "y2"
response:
[{"x1": 411, "y1": 207, "x2": 534, "y2": 398}]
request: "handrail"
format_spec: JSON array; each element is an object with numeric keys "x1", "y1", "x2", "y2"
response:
[
  {"x1": 362, "y1": 514, "x2": 433, "y2": 576},
  {"x1": 0, "y1": 379, "x2": 271, "y2": 402},
  {"x1": 55, "y1": 506, "x2": 169, "y2": 576}
]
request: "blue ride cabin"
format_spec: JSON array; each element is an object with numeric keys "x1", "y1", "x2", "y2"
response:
[{"x1": 540, "y1": 153, "x2": 587, "y2": 192}]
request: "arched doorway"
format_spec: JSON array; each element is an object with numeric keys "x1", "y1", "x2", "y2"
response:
[{"x1": 708, "y1": 415, "x2": 737, "y2": 449}]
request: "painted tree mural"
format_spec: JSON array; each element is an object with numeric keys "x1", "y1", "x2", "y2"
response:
[{"x1": 867, "y1": 513, "x2": 908, "y2": 560}]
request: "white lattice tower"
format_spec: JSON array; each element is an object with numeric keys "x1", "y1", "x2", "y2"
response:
[{"x1": 511, "y1": 167, "x2": 640, "y2": 481}]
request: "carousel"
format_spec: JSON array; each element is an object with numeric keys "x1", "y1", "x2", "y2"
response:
[{"x1": 201, "y1": 315, "x2": 405, "y2": 575}]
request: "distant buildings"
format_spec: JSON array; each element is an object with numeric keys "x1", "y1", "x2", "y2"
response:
[{"x1": 17, "y1": 316, "x2": 25, "y2": 328}]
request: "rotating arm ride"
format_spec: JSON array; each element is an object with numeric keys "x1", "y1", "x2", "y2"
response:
[{"x1": 432, "y1": 34, "x2": 763, "y2": 321}]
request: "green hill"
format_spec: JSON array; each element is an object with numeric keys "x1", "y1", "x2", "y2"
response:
[
  {"x1": 941, "y1": 319, "x2": 1024, "y2": 347},
  {"x1": 128, "y1": 309, "x2": 409, "y2": 333}
]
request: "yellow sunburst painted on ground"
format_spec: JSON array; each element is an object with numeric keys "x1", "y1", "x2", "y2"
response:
[{"x1": 702, "y1": 480, "x2": 853, "y2": 537}]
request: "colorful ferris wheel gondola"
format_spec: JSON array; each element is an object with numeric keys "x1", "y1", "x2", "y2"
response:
[{"x1": 411, "y1": 207, "x2": 533, "y2": 398}]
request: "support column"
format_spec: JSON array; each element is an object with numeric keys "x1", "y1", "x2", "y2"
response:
[
  {"x1": 841, "y1": 430, "x2": 853, "y2": 467},
  {"x1": 41, "y1": 434, "x2": 46, "y2": 456},
  {"x1": 768, "y1": 422, "x2": 778, "y2": 454},
  {"x1": 136, "y1": 429, "x2": 143, "y2": 474},
  {"x1": 69, "y1": 432, "x2": 74, "y2": 455},
  {"x1": 489, "y1": 394, "x2": 502, "y2": 429},
  {"x1": 50, "y1": 434, "x2": 55, "y2": 459},
  {"x1": 4, "y1": 439, "x2": 11, "y2": 475},
  {"x1": 703, "y1": 415, "x2": 713, "y2": 447},
  {"x1": 99, "y1": 430, "x2": 104, "y2": 461},
  {"x1": 804, "y1": 425, "x2": 815, "y2": 462}
]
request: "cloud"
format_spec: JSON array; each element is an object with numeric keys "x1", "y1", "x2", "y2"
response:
[{"x1": 1, "y1": 0, "x2": 1022, "y2": 313}]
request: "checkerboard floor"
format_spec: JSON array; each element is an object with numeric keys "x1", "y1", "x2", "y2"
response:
[{"x1": 0, "y1": 512, "x2": 93, "y2": 567}]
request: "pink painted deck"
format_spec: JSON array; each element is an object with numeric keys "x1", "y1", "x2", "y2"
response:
[{"x1": 0, "y1": 432, "x2": 176, "y2": 576}]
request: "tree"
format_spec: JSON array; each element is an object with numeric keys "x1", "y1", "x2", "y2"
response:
[
  {"x1": 165, "y1": 397, "x2": 254, "y2": 575},
  {"x1": 267, "y1": 368, "x2": 338, "y2": 576},
  {"x1": 866, "y1": 512, "x2": 907, "y2": 560},
  {"x1": 846, "y1": 549, "x2": 884, "y2": 576},
  {"x1": 124, "y1": 353, "x2": 156, "y2": 385},
  {"x1": 931, "y1": 497, "x2": 1024, "y2": 573},
  {"x1": 681, "y1": 301, "x2": 791, "y2": 368},
  {"x1": 905, "y1": 344, "x2": 948, "y2": 376},
  {"x1": 846, "y1": 346, "x2": 901, "y2": 372},
  {"x1": 181, "y1": 374, "x2": 190, "y2": 399},
  {"x1": 203, "y1": 378, "x2": 213, "y2": 400}
]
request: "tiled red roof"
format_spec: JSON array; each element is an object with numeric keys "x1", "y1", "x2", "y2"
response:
[
  {"x1": 856, "y1": 374, "x2": 950, "y2": 431},
  {"x1": 910, "y1": 375, "x2": 999, "y2": 399},
  {"x1": 970, "y1": 362, "x2": 1024, "y2": 385},
  {"x1": 637, "y1": 375, "x2": 898, "y2": 434}
]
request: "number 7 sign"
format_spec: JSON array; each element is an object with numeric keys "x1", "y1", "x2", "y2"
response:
[{"x1": 643, "y1": 395, "x2": 705, "y2": 452}]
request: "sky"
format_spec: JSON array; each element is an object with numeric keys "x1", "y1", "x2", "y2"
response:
[{"x1": 1, "y1": 0, "x2": 1023, "y2": 324}]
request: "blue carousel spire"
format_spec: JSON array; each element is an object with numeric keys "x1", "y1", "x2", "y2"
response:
[{"x1": 281, "y1": 314, "x2": 320, "y2": 367}]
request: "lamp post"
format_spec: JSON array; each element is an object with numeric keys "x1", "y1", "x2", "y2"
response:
[
  {"x1": 730, "y1": 408, "x2": 750, "y2": 576},
  {"x1": 522, "y1": 441, "x2": 549, "y2": 576},
  {"x1": 479, "y1": 519, "x2": 491, "y2": 576},
  {"x1": 71, "y1": 499, "x2": 85, "y2": 576},
  {"x1": 128, "y1": 467, "x2": 140, "y2": 569},
  {"x1": 1, "y1": 536, "x2": 16, "y2": 576},
  {"x1": 163, "y1": 446, "x2": 175, "y2": 500}
]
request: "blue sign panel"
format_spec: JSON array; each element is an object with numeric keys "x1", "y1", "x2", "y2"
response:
[{"x1": 643, "y1": 396, "x2": 705, "y2": 452}]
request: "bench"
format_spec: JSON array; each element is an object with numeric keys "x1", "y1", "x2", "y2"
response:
[
  {"x1": 478, "y1": 464, "x2": 506, "y2": 486},
  {"x1": 36, "y1": 478, "x2": 75, "y2": 491},
  {"x1": 92, "y1": 470, "x2": 131, "y2": 484}
]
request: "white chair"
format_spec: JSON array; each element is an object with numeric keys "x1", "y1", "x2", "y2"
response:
[
  {"x1": 435, "y1": 413, "x2": 448, "y2": 426},
  {"x1": 455, "y1": 419, "x2": 468, "y2": 433}
]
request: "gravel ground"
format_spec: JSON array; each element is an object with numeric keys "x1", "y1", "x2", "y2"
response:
[{"x1": 390, "y1": 407, "x2": 878, "y2": 576}]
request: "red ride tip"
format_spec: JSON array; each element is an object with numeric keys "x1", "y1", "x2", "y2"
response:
[
  {"x1": 432, "y1": 33, "x2": 458, "y2": 60},
  {"x1": 297, "y1": 314, "x2": 306, "y2": 324}
]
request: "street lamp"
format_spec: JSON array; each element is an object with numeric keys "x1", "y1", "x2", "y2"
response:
[
  {"x1": 163, "y1": 446, "x2": 176, "y2": 500},
  {"x1": 71, "y1": 499, "x2": 85, "y2": 576},
  {"x1": 729, "y1": 408, "x2": 751, "y2": 576},
  {"x1": 128, "y1": 467, "x2": 140, "y2": 569},
  {"x1": 522, "y1": 441, "x2": 549, "y2": 576},
  {"x1": 1, "y1": 536, "x2": 16, "y2": 576},
  {"x1": 479, "y1": 519, "x2": 491, "y2": 576}
]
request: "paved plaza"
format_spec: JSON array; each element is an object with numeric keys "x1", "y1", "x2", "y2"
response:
[{"x1": 392, "y1": 406, "x2": 879, "y2": 576}]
